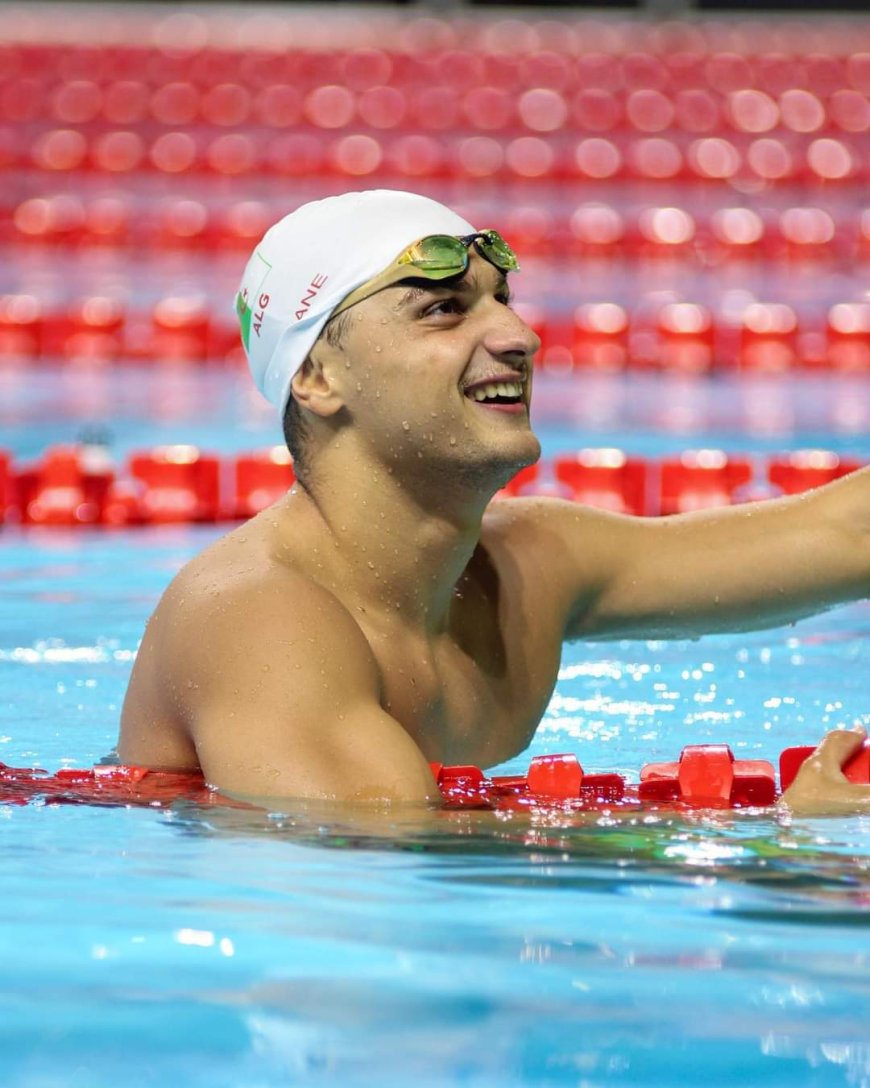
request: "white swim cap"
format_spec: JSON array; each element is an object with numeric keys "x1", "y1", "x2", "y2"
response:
[{"x1": 236, "y1": 189, "x2": 476, "y2": 417}]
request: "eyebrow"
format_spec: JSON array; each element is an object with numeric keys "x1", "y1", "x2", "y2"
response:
[{"x1": 393, "y1": 271, "x2": 511, "y2": 309}]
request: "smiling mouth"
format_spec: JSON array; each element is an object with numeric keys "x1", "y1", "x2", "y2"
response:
[{"x1": 465, "y1": 380, "x2": 525, "y2": 406}]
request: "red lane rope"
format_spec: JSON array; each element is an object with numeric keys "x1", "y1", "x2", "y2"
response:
[
  {"x1": 2, "y1": 742, "x2": 867, "y2": 812},
  {"x1": 0, "y1": 444, "x2": 864, "y2": 527}
]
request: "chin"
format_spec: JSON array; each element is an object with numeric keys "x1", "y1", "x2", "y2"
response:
[{"x1": 450, "y1": 432, "x2": 541, "y2": 493}]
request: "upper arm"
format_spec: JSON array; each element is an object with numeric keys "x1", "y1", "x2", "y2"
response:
[
  {"x1": 168, "y1": 575, "x2": 438, "y2": 805},
  {"x1": 494, "y1": 469, "x2": 870, "y2": 641}
]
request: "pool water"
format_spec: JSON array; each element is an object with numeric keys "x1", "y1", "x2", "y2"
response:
[{"x1": 1, "y1": 367, "x2": 868, "y2": 1087}]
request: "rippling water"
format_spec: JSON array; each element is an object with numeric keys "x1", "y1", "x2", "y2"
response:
[{"x1": 1, "y1": 524, "x2": 868, "y2": 1087}]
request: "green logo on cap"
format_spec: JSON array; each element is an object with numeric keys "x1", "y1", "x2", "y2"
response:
[
  {"x1": 236, "y1": 291, "x2": 252, "y2": 350},
  {"x1": 237, "y1": 251, "x2": 272, "y2": 351}
]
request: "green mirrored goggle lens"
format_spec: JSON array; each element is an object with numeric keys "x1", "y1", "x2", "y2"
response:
[
  {"x1": 397, "y1": 231, "x2": 518, "y2": 277},
  {"x1": 474, "y1": 230, "x2": 519, "y2": 272},
  {"x1": 330, "y1": 229, "x2": 519, "y2": 317}
]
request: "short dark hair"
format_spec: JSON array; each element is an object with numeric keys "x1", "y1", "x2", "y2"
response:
[{"x1": 281, "y1": 309, "x2": 353, "y2": 484}]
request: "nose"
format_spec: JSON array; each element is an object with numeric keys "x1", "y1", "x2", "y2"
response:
[{"x1": 482, "y1": 299, "x2": 541, "y2": 362}]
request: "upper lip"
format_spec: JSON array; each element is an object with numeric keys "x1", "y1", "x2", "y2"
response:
[{"x1": 462, "y1": 370, "x2": 526, "y2": 395}]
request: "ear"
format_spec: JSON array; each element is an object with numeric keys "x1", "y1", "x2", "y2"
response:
[{"x1": 290, "y1": 340, "x2": 346, "y2": 420}]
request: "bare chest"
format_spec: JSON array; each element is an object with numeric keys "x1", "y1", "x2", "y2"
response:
[{"x1": 363, "y1": 622, "x2": 561, "y2": 768}]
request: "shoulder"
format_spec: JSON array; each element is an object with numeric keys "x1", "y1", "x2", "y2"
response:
[
  {"x1": 151, "y1": 524, "x2": 377, "y2": 682},
  {"x1": 481, "y1": 495, "x2": 647, "y2": 567}
]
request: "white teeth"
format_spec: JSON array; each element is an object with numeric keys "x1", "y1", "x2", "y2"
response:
[{"x1": 469, "y1": 381, "x2": 523, "y2": 402}]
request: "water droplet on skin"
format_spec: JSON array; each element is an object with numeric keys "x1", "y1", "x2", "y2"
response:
[
  {"x1": 402, "y1": 421, "x2": 410, "y2": 431},
  {"x1": 356, "y1": 382, "x2": 362, "y2": 392},
  {"x1": 449, "y1": 437, "x2": 457, "y2": 446}
]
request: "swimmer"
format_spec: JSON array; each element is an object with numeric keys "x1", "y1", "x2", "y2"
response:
[{"x1": 118, "y1": 190, "x2": 870, "y2": 815}]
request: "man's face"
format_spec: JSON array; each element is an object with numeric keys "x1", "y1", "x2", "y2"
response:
[{"x1": 332, "y1": 250, "x2": 542, "y2": 489}]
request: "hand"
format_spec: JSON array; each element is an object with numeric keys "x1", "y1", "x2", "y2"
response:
[{"x1": 779, "y1": 727, "x2": 870, "y2": 816}]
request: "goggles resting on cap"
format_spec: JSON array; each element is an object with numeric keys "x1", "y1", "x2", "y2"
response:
[{"x1": 330, "y1": 230, "x2": 518, "y2": 318}]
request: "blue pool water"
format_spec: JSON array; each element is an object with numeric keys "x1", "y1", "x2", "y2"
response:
[{"x1": 1, "y1": 366, "x2": 868, "y2": 1087}]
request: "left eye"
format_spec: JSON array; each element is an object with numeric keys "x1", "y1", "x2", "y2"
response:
[{"x1": 425, "y1": 298, "x2": 462, "y2": 317}]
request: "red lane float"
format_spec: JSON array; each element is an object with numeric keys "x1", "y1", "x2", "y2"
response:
[
  {"x1": 3, "y1": 741, "x2": 866, "y2": 812},
  {"x1": 0, "y1": 445, "x2": 865, "y2": 527}
]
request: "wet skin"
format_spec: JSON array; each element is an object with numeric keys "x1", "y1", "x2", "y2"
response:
[{"x1": 119, "y1": 254, "x2": 870, "y2": 813}]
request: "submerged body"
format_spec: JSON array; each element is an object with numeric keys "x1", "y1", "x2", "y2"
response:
[{"x1": 119, "y1": 190, "x2": 870, "y2": 814}]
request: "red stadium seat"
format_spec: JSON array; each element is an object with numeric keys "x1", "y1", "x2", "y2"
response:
[
  {"x1": 634, "y1": 206, "x2": 697, "y2": 260},
  {"x1": 707, "y1": 206, "x2": 767, "y2": 263},
  {"x1": 149, "y1": 81, "x2": 200, "y2": 126},
  {"x1": 572, "y1": 302, "x2": 630, "y2": 371},
  {"x1": 462, "y1": 85, "x2": 515, "y2": 131},
  {"x1": 659, "y1": 450, "x2": 753, "y2": 515},
  {"x1": 804, "y1": 137, "x2": 858, "y2": 185},
  {"x1": 673, "y1": 89, "x2": 722, "y2": 134},
  {"x1": 0, "y1": 294, "x2": 44, "y2": 359},
  {"x1": 12, "y1": 195, "x2": 86, "y2": 245},
  {"x1": 737, "y1": 302, "x2": 799, "y2": 372},
  {"x1": 554, "y1": 450, "x2": 648, "y2": 514},
  {"x1": 776, "y1": 206, "x2": 839, "y2": 265},
  {"x1": 570, "y1": 88, "x2": 623, "y2": 132},
  {"x1": 102, "y1": 80, "x2": 150, "y2": 125},
  {"x1": 205, "y1": 133, "x2": 258, "y2": 177},
  {"x1": 156, "y1": 198, "x2": 210, "y2": 249},
  {"x1": 148, "y1": 131, "x2": 201, "y2": 175},
  {"x1": 265, "y1": 133, "x2": 325, "y2": 177},
  {"x1": 357, "y1": 85, "x2": 407, "y2": 129},
  {"x1": 304, "y1": 84, "x2": 356, "y2": 129},
  {"x1": 726, "y1": 89, "x2": 780, "y2": 134},
  {"x1": 384, "y1": 133, "x2": 446, "y2": 180},
  {"x1": 625, "y1": 89, "x2": 675, "y2": 133},
  {"x1": 30, "y1": 128, "x2": 89, "y2": 173},
  {"x1": 254, "y1": 84, "x2": 304, "y2": 128},
  {"x1": 82, "y1": 195, "x2": 133, "y2": 246},
  {"x1": 568, "y1": 203, "x2": 626, "y2": 259},
  {"x1": 627, "y1": 137, "x2": 684, "y2": 183},
  {"x1": 50, "y1": 79, "x2": 103, "y2": 124},
  {"x1": 49, "y1": 296, "x2": 126, "y2": 362},
  {"x1": 201, "y1": 82, "x2": 252, "y2": 127},
  {"x1": 213, "y1": 200, "x2": 272, "y2": 251},
  {"x1": 686, "y1": 137, "x2": 742, "y2": 184},
  {"x1": 90, "y1": 130, "x2": 147, "y2": 174},
  {"x1": 330, "y1": 133, "x2": 384, "y2": 179},
  {"x1": 570, "y1": 137, "x2": 624, "y2": 182},
  {"x1": 517, "y1": 88, "x2": 569, "y2": 133},
  {"x1": 824, "y1": 302, "x2": 870, "y2": 371},
  {"x1": 652, "y1": 302, "x2": 716, "y2": 373},
  {"x1": 505, "y1": 136, "x2": 557, "y2": 180},
  {"x1": 744, "y1": 137, "x2": 797, "y2": 186},
  {"x1": 827, "y1": 89, "x2": 870, "y2": 134},
  {"x1": 778, "y1": 89, "x2": 825, "y2": 134},
  {"x1": 148, "y1": 296, "x2": 211, "y2": 362}
]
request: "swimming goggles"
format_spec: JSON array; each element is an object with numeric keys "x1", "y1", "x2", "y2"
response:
[{"x1": 331, "y1": 230, "x2": 518, "y2": 317}]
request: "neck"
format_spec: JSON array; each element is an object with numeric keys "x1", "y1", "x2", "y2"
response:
[{"x1": 285, "y1": 452, "x2": 499, "y2": 634}]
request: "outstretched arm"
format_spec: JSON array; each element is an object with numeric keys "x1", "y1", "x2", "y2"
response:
[{"x1": 494, "y1": 466, "x2": 869, "y2": 641}]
